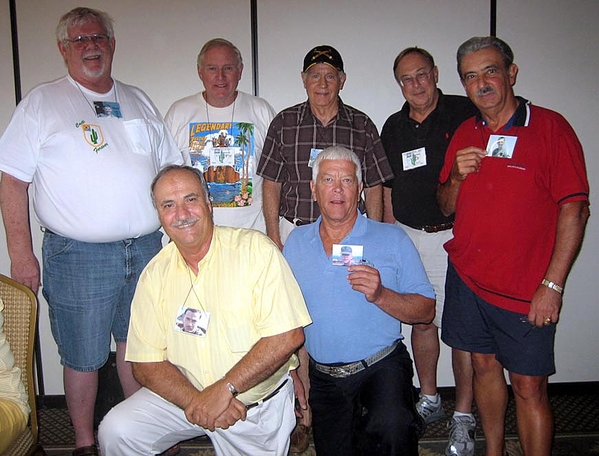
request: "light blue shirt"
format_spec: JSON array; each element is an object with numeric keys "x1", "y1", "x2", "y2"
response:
[{"x1": 284, "y1": 212, "x2": 434, "y2": 364}]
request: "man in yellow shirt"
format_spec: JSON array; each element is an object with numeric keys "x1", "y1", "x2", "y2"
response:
[{"x1": 98, "y1": 165, "x2": 311, "y2": 456}]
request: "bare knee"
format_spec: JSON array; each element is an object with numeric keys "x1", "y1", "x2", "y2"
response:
[
  {"x1": 471, "y1": 353, "x2": 502, "y2": 377},
  {"x1": 510, "y1": 373, "x2": 548, "y2": 402},
  {"x1": 412, "y1": 321, "x2": 438, "y2": 336}
]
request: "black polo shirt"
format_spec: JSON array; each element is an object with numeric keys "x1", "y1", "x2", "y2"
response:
[{"x1": 381, "y1": 90, "x2": 477, "y2": 227}]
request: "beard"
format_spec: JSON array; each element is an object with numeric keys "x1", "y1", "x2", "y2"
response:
[
  {"x1": 80, "y1": 49, "x2": 109, "y2": 79},
  {"x1": 82, "y1": 59, "x2": 107, "y2": 79}
]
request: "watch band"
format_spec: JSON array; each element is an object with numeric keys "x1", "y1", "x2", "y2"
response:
[
  {"x1": 226, "y1": 381, "x2": 239, "y2": 397},
  {"x1": 541, "y1": 279, "x2": 563, "y2": 294}
]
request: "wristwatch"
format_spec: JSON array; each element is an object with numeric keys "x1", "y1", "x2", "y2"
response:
[
  {"x1": 226, "y1": 381, "x2": 239, "y2": 397},
  {"x1": 541, "y1": 279, "x2": 563, "y2": 295}
]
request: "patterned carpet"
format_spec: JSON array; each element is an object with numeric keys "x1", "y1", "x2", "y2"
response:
[{"x1": 39, "y1": 384, "x2": 599, "y2": 455}]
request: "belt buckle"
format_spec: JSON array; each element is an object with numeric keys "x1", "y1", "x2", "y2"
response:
[{"x1": 328, "y1": 366, "x2": 350, "y2": 378}]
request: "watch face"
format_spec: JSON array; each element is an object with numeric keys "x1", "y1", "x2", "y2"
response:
[{"x1": 227, "y1": 382, "x2": 239, "y2": 397}]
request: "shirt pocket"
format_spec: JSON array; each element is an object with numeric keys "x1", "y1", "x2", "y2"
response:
[
  {"x1": 219, "y1": 309, "x2": 256, "y2": 354},
  {"x1": 123, "y1": 118, "x2": 160, "y2": 156}
]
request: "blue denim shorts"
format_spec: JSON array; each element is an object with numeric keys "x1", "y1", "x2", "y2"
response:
[
  {"x1": 441, "y1": 262, "x2": 556, "y2": 377},
  {"x1": 42, "y1": 231, "x2": 163, "y2": 371}
]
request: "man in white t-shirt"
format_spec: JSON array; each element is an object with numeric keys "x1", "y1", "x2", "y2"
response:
[
  {"x1": 0, "y1": 7, "x2": 182, "y2": 455},
  {"x1": 165, "y1": 38, "x2": 276, "y2": 232}
]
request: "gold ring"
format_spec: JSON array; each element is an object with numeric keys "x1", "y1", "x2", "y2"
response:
[{"x1": 544, "y1": 317, "x2": 551, "y2": 324}]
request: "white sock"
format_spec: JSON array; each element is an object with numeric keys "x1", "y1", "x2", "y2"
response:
[
  {"x1": 423, "y1": 393, "x2": 440, "y2": 403},
  {"x1": 453, "y1": 411, "x2": 474, "y2": 419}
]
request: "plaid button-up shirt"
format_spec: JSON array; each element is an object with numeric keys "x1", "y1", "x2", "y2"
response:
[{"x1": 257, "y1": 99, "x2": 393, "y2": 222}]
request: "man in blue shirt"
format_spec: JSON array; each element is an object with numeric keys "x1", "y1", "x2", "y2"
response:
[{"x1": 284, "y1": 146, "x2": 435, "y2": 456}]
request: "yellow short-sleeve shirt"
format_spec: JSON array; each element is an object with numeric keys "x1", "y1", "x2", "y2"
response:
[{"x1": 126, "y1": 227, "x2": 311, "y2": 403}]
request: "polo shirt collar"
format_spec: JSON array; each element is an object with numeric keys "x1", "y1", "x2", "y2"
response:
[
  {"x1": 476, "y1": 96, "x2": 531, "y2": 130},
  {"x1": 398, "y1": 89, "x2": 445, "y2": 123},
  {"x1": 347, "y1": 210, "x2": 368, "y2": 238},
  {"x1": 310, "y1": 209, "x2": 367, "y2": 244}
]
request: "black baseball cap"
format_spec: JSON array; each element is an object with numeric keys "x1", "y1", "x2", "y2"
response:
[{"x1": 303, "y1": 45, "x2": 344, "y2": 72}]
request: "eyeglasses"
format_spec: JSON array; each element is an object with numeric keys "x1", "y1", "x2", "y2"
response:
[
  {"x1": 399, "y1": 67, "x2": 434, "y2": 87},
  {"x1": 64, "y1": 34, "x2": 110, "y2": 48}
]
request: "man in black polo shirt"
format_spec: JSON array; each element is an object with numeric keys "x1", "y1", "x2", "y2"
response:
[{"x1": 381, "y1": 47, "x2": 478, "y2": 456}]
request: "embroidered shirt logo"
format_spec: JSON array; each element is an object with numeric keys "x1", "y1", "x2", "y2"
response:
[{"x1": 81, "y1": 124, "x2": 108, "y2": 153}]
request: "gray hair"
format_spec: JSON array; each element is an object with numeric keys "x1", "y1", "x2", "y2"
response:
[
  {"x1": 151, "y1": 165, "x2": 211, "y2": 207},
  {"x1": 393, "y1": 47, "x2": 435, "y2": 82},
  {"x1": 312, "y1": 146, "x2": 362, "y2": 183},
  {"x1": 457, "y1": 36, "x2": 514, "y2": 79},
  {"x1": 197, "y1": 38, "x2": 243, "y2": 68},
  {"x1": 56, "y1": 7, "x2": 114, "y2": 42}
]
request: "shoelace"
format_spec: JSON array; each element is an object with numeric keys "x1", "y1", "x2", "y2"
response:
[
  {"x1": 448, "y1": 417, "x2": 473, "y2": 442},
  {"x1": 417, "y1": 398, "x2": 440, "y2": 416}
]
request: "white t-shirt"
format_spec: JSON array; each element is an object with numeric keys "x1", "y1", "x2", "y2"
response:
[
  {"x1": 165, "y1": 91, "x2": 276, "y2": 232},
  {"x1": 0, "y1": 75, "x2": 183, "y2": 242}
]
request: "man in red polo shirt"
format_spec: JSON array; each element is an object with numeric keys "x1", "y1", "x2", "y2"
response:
[{"x1": 438, "y1": 36, "x2": 589, "y2": 456}]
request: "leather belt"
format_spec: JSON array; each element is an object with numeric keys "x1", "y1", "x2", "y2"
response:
[
  {"x1": 412, "y1": 222, "x2": 454, "y2": 233},
  {"x1": 283, "y1": 216, "x2": 311, "y2": 227},
  {"x1": 245, "y1": 378, "x2": 289, "y2": 410},
  {"x1": 312, "y1": 341, "x2": 399, "y2": 379}
]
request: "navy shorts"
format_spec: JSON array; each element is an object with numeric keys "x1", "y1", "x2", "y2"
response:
[
  {"x1": 441, "y1": 262, "x2": 556, "y2": 376},
  {"x1": 42, "y1": 231, "x2": 163, "y2": 371}
]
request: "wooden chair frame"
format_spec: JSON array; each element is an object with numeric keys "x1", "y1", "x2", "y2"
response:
[{"x1": 0, "y1": 273, "x2": 43, "y2": 456}]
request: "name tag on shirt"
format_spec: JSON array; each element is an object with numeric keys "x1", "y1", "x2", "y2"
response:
[
  {"x1": 308, "y1": 148, "x2": 323, "y2": 168},
  {"x1": 93, "y1": 101, "x2": 122, "y2": 118},
  {"x1": 174, "y1": 306, "x2": 210, "y2": 337},
  {"x1": 402, "y1": 147, "x2": 427, "y2": 170}
]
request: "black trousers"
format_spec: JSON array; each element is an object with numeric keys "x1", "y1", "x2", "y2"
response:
[{"x1": 309, "y1": 342, "x2": 420, "y2": 456}]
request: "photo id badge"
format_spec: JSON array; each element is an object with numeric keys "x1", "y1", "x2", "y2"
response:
[
  {"x1": 209, "y1": 146, "x2": 235, "y2": 167},
  {"x1": 331, "y1": 244, "x2": 364, "y2": 267},
  {"x1": 402, "y1": 147, "x2": 427, "y2": 171},
  {"x1": 174, "y1": 305, "x2": 210, "y2": 337},
  {"x1": 308, "y1": 148, "x2": 324, "y2": 168},
  {"x1": 93, "y1": 101, "x2": 122, "y2": 118},
  {"x1": 486, "y1": 135, "x2": 517, "y2": 159}
]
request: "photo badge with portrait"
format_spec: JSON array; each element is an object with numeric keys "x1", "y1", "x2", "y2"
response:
[
  {"x1": 331, "y1": 244, "x2": 363, "y2": 266},
  {"x1": 486, "y1": 135, "x2": 517, "y2": 159},
  {"x1": 174, "y1": 305, "x2": 210, "y2": 337}
]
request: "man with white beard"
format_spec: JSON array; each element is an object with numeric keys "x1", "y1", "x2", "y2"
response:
[{"x1": 0, "y1": 7, "x2": 182, "y2": 455}]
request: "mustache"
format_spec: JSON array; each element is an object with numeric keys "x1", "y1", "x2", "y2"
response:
[
  {"x1": 476, "y1": 86, "x2": 495, "y2": 97},
  {"x1": 171, "y1": 217, "x2": 199, "y2": 228}
]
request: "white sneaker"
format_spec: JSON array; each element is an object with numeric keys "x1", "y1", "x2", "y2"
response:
[
  {"x1": 445, "y1": 415, "x2": 476, "y2": 456},
  {"x1": 415, "y1": 394, "x2": 444, "y2": 424}
]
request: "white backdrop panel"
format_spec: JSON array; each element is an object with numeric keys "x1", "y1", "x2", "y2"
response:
[
  {"x1": 0, "y1": 1, "x2": 15, "y2": 133},
  {"x1": 15, "y1": 0, "x2": 253, "y2": 115},
  {"x1": 498, "y1": 0, "x2": 599, "y2": 383},
  {"x1": 257, "y1": 0, "x2": 489, "y2": 129}
]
